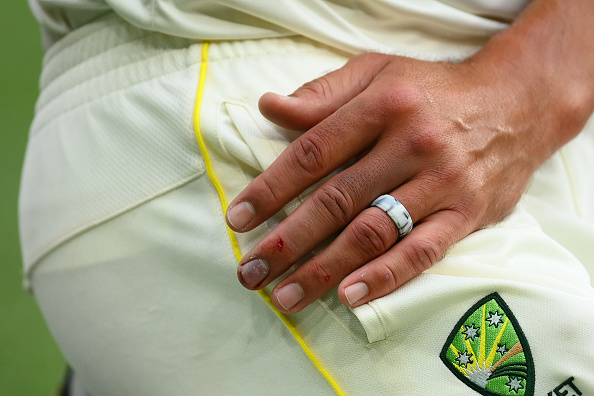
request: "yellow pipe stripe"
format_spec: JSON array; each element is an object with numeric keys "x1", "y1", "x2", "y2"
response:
[
  {"x1": 486, "y1": 317, "x2": 509, "y2": 368},
  {"x1": 192, "y1": 42, "x2": 345, "y2": 396},
  {"x1": 478, "y1": 304, "x2": 486, "y2": 367},
  {"x1": 193, "y1": 43, "x2": 242, "y2": 262}
]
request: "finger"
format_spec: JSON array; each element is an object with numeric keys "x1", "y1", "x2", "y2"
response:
[
  {"x1": 227, "y1": 92, "x2": 385, "y2": 232},
  {"x1": 246, "y1": 179, "x2": 444, "y2": 312},
  {"x1": 236, "y1": 146, "x2": 425, "y2": 291},
  {"x1": 337, "y1": 209, "x2": 473, "y2": 307},
  {"x1": 269, "y1": 208, "x2": 398, "y2": 313},
  {"x1": 258, "y1": 53, "x2": 390, "y2": 131},
  {"x1": 229, "y1": 64, "x2": 440, "y2": 234}
]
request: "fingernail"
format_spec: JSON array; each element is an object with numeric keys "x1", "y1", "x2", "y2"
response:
[
  {"x1": 238, "y1": 259, "x2": 269, "y2": 288},
  {"x1": 344, "y1": 282, "x2": 368, "y2": 305},
  {"x1": 276, "y1": 283, "x2": 304, "y2": 311},
  {"x1": 227, "y1": 201, "x2": 255, "y2": 230},
  {"x1": 271, "y1": 92, "x2": 293, "y2": 100}
]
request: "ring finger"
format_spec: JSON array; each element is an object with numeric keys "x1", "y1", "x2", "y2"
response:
[{"x1": 236, "y1": 143, "x2": 421, "y2": 291}]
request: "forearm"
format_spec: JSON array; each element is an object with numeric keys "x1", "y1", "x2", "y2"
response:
[{"x1": 473, "y1": 0, "x2": 594, "y2": 157}]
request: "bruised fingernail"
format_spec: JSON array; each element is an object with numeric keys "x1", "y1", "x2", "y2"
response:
[
  {"x1": 238, "y1": 259, "x2": 269, "y2": 289},
  {"x1": 344, "y1": 282, "x2": 368, "y2": 305},
  {"x1": 276, "y1": 283, "x2": 304, "y2": 311},
  {"x1": 227, "y1": 201, "x2": 255, "y2": 230}
]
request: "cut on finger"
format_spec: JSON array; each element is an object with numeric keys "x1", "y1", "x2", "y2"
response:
[
  {"x1": 235, "y1": 144, "x2": 424, "y2": 293},
  {"x1": 267, "y1": 182, "x2": 443, "y2": 313},
  {"x1": 269, "y1": 207, "x2": 399, "y2": 313}
]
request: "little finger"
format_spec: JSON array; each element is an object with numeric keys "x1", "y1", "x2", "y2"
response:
[{"x1": 338, "y1": 209, "x2": 473, "y2": 307}]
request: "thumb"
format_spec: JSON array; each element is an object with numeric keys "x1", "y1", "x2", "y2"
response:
[{"x1": 258, "y1": 52, "x2": 389, "y2": 130}]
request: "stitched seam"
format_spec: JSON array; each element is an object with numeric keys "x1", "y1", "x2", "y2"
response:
[
  {"x1": 367, "y1": 301, "x2": 388, "y2": 342},
  {"x1": 41, "y1": 31, "x2": 156, "y2": 93},
  {"x1": 39, "y1": 41, "x2": 332, "y2": 131},
  {"x1": 316, "y1": 298, "x2": 370, "y2": 344},
  {"x1": 208, "y1": 47, "x2": 337, "y2": 64},
  {"x1": 219, "y1": 100, "x2": 284, "y2": 171},
  {"x1": 43, "y1": 16, "x2": 120, "y2": 67},
  {"x1": 25, "y1": 171, "x2": 204, "y2": 276},
  {"x1": 38, "y1": 40, "x2": 191, "y2": 114},
  {"x1": 31, "y1": 61, "x2": 199, "y2": 141}
]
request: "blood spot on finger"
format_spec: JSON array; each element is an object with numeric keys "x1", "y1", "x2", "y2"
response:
[{"x1": 275, "y1": 237, "x2": 285, "y2": 252}]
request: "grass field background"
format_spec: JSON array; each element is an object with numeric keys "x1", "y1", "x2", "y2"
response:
[{"x1": 0, "y1": 3, "x2": 67, "y2": 395}]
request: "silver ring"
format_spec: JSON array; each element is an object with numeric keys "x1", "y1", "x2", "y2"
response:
[{"x1": 370, "y1": 194, "x2": 413, "y2": 239}]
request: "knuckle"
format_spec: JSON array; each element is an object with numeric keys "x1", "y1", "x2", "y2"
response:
[
  {"x1": 314, "y1": 184, "x2": 355, "y2": 225},
  {"x1": 349, "y1": 213, "x2": 396, "y2": 258},
  {"x1": 439, "y1": 160, "x2": 465, "y2": 183},
  {"x1": 259, "y1": 175, "x2": 281, "y2": 204},
  {"x1": 415, "y1": 154, "x2": 467, "y2": 194},
  {"x1": 431, "y1": 171, "x2": 484, "y2": 224},
  {"x1": 306, "y1": 260, "x2": 333, "y2": 284},
  {"x1": 349, "y1": 223, "x2": 389, "y2": 258},
  {"x1": 300, "y1": 76, "x2": 333, "y2": 100},
  {"x1": 291, "y1": 135, "x2": 327, "y2": 177},
  {"x1": 405, "y1": 122, "x2": 445, "y2": 157},
  {"x1": 379, "y1": 262, "x2": 398, "y2": 290},
  {"x1": 380, "y1": 82, "x2": 424, "y2": 116},
  {"x1": 404, "y1": 239, "x2": 442, "y2": 273},
  {"x1": 451, "y1": 197, "x2": 482, "y2": 226}
]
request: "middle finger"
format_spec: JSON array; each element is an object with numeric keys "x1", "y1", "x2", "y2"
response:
[{"x1": 237, "y1": 142, "x2": 421, "y2": 290}]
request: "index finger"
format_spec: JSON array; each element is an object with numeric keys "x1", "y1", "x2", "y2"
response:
[
  {"x1": 226, "y1": 95, "x2": 381, "y2": 232},
  {"x1": 225, "y1": 54, "x2": 391, "y2": 232}
]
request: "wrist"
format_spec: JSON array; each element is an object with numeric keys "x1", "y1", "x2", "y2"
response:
[{"x1": 468, "y1": 2, "x2": 594, "y2": 159}]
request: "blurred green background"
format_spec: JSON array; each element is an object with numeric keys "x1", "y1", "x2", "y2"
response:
[{"x1": 1, "y1": 3, "x2": 66, "y2": 395}]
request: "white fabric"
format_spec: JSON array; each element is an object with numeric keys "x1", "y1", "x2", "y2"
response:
[
  {"x1": 19, "y1": 19, "x2": 205, "y2": 277},
  {"x1": 31, "y1": 0, "x2": 530, "y2": 58},
  {"x1": 21, "y1": 15, "x2": 594, "y2": 395}
]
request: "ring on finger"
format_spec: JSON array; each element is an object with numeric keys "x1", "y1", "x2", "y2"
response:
[{"x1": 370, "y1": 194, "x2": 413, "y2": 239}]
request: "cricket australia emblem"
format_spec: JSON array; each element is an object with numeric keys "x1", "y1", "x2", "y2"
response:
[{"x1": 440, "y1": 293, "x2": 535, "y2": 395}]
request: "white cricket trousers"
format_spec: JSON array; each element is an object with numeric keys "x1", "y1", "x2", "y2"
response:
[{"x1": 20, "y1": 13, "x2": 594, "y2": 396}]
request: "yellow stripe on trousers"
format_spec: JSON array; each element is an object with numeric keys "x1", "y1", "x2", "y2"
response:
[{"x1": 192, "y1": 42, "x2": 345, "y2": 396}]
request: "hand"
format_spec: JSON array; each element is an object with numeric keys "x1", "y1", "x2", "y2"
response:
[{"x1": 226, "y1": 0, "x2": 594, "y2": 314}]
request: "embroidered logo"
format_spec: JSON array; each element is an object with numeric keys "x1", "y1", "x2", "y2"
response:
[{"x1": 440, "y1": 293, "x2": 535, "y2": 395}]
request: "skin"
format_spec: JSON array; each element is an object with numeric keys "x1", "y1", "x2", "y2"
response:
[{"x1": 226, "y1": 0, "x2": 594, "y2": 313}]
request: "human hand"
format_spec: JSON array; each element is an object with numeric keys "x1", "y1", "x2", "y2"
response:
[{"x1": 225, "y1": 22, "x2": 591, "y2": 313}]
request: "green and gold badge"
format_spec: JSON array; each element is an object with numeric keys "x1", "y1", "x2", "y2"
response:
[{"x1": 440, "y1": 293, "x2": 535, "y2": 395}]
